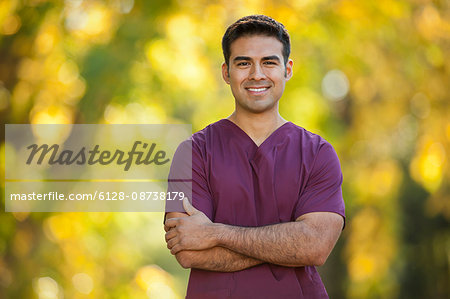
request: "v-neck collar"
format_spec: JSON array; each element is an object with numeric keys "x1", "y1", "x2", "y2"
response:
[{"x1": 220, "y1": 118, "x2": 292, "y2": 149}]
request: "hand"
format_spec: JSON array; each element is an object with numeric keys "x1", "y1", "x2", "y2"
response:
[{"x1": 164, "y1": 198, "x2": 217, "y2": 254}]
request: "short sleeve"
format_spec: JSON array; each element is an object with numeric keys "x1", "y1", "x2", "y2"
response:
[
  {"x1": 190, "y1": 138, "x2": 214, "y2": 220},
  {"x1": 166, "y1": 139, "x2": 192, "y2": 214},
  {"x1": 294, "y1": 142, "x2": 345, "y2": 224},
  {"x1": 165, "y1": 136, "x2": 214, "y2": 220}
]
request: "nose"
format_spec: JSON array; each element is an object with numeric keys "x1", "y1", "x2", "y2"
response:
[{"x1": 249, "y1": 63, "x2": 266, "y2": 80}]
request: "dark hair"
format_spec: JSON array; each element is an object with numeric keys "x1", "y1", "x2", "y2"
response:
[{"x1": 222, "y1": 15, "x2": 291, "y2": 67}]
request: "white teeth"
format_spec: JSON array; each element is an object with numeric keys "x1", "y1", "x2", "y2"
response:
[{"x1": 248, "y1": 87, "x2": 267, "y2": 92}]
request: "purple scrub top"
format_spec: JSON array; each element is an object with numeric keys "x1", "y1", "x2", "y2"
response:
[{"x1": 167, "y1": 119, "x2": 345, "y2": 299}]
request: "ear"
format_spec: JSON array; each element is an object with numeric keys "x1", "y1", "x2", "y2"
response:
[
  {"x1": 285, "y1": 59, "x2": 293, "y2": 80},
  {"x1": 222, "y1": 62, "x2": 230, "y2": 84}
]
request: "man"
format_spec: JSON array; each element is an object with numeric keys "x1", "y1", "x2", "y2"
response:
[{"x1": 164, "y1": 15, "x2": 345, "y2": 298}]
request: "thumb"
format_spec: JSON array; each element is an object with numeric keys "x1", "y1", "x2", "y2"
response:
[{"x1": 183, "y1": 197, "x2": 198, "y2": 216}]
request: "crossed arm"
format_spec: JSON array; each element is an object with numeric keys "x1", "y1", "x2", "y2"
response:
[{"x1": 164, "y1": 198, "x2": 344, "y2": 272}]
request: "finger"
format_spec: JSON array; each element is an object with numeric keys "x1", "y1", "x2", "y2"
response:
[
  {"x1": 182, "y1": 197, "x2": 198, "y2": 216},
  {"x1": 171, "y1": 244, "x2": 182, "y2": 255},
  {"x1": 164, "y1": 218, "x2": 178, "y2": 229},
  {"x1": 164, "y1": 223, "x2": 176, "y2": 232},
  {"x1": 166, "y1": 237, "x2": 178, "y2": 250},
  {"x1": 165, "y1": 229, "x2": 176, "y2": 242}
]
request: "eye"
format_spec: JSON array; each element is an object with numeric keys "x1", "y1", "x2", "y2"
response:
[
  {"x1": 237, "y1": 62, "x2": 250, "y2": 66},
  {"x1": 263, "y1": 61, "x2": 277, "y2": 65}
]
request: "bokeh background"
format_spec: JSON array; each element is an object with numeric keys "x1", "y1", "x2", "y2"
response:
[{"x1": 0, "y1": 0, "x2": 449, "y2": 298}]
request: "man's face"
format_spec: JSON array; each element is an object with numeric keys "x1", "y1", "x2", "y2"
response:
[{"x1": 222, "y1": 35, "x2": 293, "y2": 114}]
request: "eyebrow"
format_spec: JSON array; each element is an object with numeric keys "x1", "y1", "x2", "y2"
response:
[
  {"x1": 232, "y1": 55, "x2": 281, "y2": 63},
  {"x1": 261, "y1": 55, "x2": 281, "y2": 62}
]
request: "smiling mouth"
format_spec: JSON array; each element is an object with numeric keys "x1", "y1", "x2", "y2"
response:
[{"x1": 246, "y1": 87, "x2": 269, "y2": 92}]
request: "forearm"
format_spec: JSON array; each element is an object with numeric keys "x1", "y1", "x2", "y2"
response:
[
  {"x1": 165, "y1": 201, "x2": 343, "y2": 269},
  {"x1": 215, "y1": 221, "x2": 326, "y2": 267},
  {"x1": 175, "y1": 247, "x2": 263, "y2": 272}
]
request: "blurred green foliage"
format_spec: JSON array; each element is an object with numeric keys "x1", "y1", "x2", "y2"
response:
[{"x1": 0, "y1": 0, "x2": 449, "y2": 298}]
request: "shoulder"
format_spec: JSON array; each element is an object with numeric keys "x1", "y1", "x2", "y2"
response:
[
  {"x1": 191, "y1": 119, "x2": 229, "y2": 147},
  {"x1": 173, "y1": 121, "x2": 223, "y2": 162},
  {"x1": 286, "y1": 122, "x2": 333, "y2": 153},
  {"x1": 284, "y1": 123, "x2": 341, "y2": 175}
]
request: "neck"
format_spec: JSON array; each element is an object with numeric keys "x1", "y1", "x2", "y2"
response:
[{"x1": 227, "y1": 108, "x2": 287, "y2": 146}]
